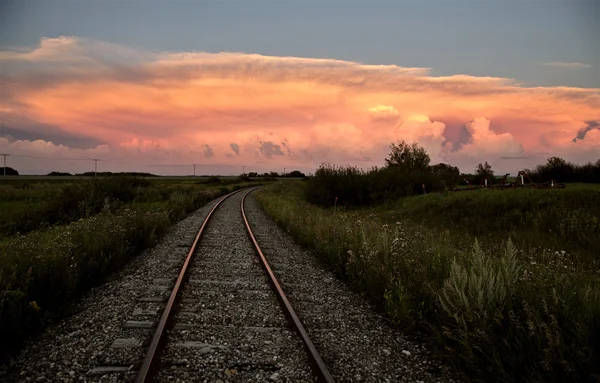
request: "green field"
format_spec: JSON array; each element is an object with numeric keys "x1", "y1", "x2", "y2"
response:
[
  {"x1": 256, "y1": 181, "x2": 600, "y2": 383},
  {"x1": 0, "y1": 175, "x2": 268, "y2": 361}
]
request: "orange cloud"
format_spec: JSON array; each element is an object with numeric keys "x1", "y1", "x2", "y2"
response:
[{"x1": 1, "y1": 36, "x2": 598, "y2": 174}]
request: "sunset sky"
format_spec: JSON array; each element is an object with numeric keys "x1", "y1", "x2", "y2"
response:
[{"x1": 0, "y1": 0, "x2": 598, "y2": 175}]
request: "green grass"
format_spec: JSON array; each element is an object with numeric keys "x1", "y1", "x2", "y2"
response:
[
  {"x1": 0, "y1": 176, "x2": 267, "y2": 361},
  {"x1": 255, "y1": 181, "x2": 600, "y2": 383},
  {"x1": 0, "y1": 176, "x2": 267, "y2": 238},
  {"x1": 371, "y1": 187, "x2": 600, "y2": 265}
]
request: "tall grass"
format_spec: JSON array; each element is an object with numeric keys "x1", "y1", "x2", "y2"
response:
[
  {"x1": 374, "y1": 188, "x2": 600, "y2": 263},
  {"x1": 0, "y1": 177, "x2": 261, "y2": 238},
  {"x1": 0, "y1": 177, "x2": 154, "y2": 237},
  {"x1": 256, "y1": 181, "x2": 600, "y2": 382},
  {"x1": 0, "y1": 178, "x2": 263, "y2": 361}
]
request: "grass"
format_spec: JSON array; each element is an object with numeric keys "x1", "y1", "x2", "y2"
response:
[
  {"x1": 0, "y1": 176, "x2": 266, "y2": 361},
  {"x1": 0, "y1": 175, "x2": 269, "y2": 238},
  {"x1": 255, "y1": 181, "x2": 600, "y2": 383},
  {"x1": 372, "y1": 187, "x2": 600, "y2": 263}
]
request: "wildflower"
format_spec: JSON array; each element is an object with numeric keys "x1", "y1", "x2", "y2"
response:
[{"x1": 29, "y1": 301, "x2": 41, "y2": 312}]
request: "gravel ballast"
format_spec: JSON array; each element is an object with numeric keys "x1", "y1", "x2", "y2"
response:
[
  {"x1": 155, "y1": 190, "x2": 314, "y2": 382},
  {"x1": 244, "y1": 192, "x2": 461, "y2": 383},
  {"x1": 0, "y1": 194, "x2": 228, "y2": 382}
]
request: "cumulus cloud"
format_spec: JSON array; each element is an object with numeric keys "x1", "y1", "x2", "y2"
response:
[
  {"x1": 442, "y1": 117, "x2": 524, "y2": 170},
  {"x1": 1, "y1": 36, "x2": 599, "y2": 174}
]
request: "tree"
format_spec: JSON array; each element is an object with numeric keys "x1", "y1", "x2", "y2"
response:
[
  {"x1": 47, "y1": 171, "x2": 73, "y2": 176},
  {"x1": 547, "y1": 157, "x2": 567, "y2": 168},
  {"x1": 286, "y1": 170, "x2": 306, "y2": 178},
  {"x1": 431, "y1": 163, "x2": 461, "y2": 189},
  {"x1": 1, "y1": 167, "x2": 19, "y2": 176},
  {"x1": 475, "y1": 162, "x2": 494, "y2": 183},
  {"x1": 534, "y1": 157, "x2": 574, "y2": 182},
  {"x1": 385, "y1": 140, "x2": 430, "y2": 171}
]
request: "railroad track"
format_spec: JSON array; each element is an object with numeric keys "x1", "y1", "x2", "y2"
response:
[{"x1": 101, "y1": 188, "x2": 334, "y2": 382}]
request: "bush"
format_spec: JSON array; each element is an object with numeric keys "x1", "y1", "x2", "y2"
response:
[
  {"x1": 286, "y1": 170, "x2": 306, "y2": 178},
  {"x1": 305, "y1": 164, "x2": 442, "y2": 207},
  {"x1": 236, "y1": 174, "x2": 251, "y2": 183},
  {"x1": 205, "y1": 176, "x2": 221, "y2": 184}
]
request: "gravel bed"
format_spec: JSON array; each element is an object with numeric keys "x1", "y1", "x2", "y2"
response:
[
  {"x1": 244, "y1": 192, "x2": 462, "y2": 383},
  {"x1": 155, "y1": 191, "x2": 314, "y2": 383},
  {"x1": 0, "y1": 194, "x2": 230, "y2": 383}
]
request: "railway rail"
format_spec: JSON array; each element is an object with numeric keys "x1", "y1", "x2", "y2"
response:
[{"x1": 105, "y1": 187, "x2": 334, "y2": 382}]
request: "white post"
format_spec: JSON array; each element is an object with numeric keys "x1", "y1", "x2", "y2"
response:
[
  {"x1": 520, "y1": 174, "x2": 524, "y2": 185},
  {"x1": 485, "y1": 179, "x2": 488, "y2": 186}
]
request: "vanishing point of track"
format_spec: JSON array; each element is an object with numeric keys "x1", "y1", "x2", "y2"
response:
[{"x1": 135, "y1": 187, "x2": 334, "y2": 383}]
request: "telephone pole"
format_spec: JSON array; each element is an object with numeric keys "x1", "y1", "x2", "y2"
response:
[
  {"x1": 193, "y1": 164, "x2": 196, "y2": 176},
  {"x1": 242, "y1": 166, "x2": 245, "y2": 175},
  {"x1": 1, "y1": 154, "x2": 7, "y2": 176},
  {"x1": 93, "y1": 159, "x2": 98, "y2": 177},
  {"x1": 283, "y1": 167, "x2": 286, "y2": 177}
]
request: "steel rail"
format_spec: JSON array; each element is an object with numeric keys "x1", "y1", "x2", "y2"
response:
[
  {"x1": 135, "y1": 189, "x2": 242, "y2": 383},
  {"x1": 241, "y1": 188, "x2": 336, "y2": 383}
]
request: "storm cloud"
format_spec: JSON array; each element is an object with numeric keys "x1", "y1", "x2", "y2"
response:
[{"x1": 1, "y1": 36, "x2": 598, "y2": 174}]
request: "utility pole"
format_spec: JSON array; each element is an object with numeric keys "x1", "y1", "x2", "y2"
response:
[
  {"x1": 242, "y1": 166, "x2": 245, "y2": 175},
  {"x1": 1, "y1": 154, "x2": 7, "y2": 176},
  {"x1": 283, "y1": 167, "x2": 286, "y2": 177},
  {"x1": 93, "y1": 159, "x2": 98, "y2": 177},
  {"x1": 193, "y1": 164, "x2": 196, "y2": 176}
]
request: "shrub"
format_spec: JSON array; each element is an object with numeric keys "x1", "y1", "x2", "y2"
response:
[
  {"x1": 305, "y1": 164, "x2": 443, "y2": 207},
  {"x1": 205, "y1": 176, "x2": 221, "y2": 184}
]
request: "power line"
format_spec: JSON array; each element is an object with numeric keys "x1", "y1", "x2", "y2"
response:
[{"x1": 1, "y1": 152, "x2": 288, "y2": 175}]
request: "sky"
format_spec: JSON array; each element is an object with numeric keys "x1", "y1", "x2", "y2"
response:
[{"x1": 0, "y1": 0, "x2": 598, "y2": 176}]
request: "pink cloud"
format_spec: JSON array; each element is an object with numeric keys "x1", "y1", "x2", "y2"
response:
[{"x1": 1, "y1": 36, "x2": 598, "y2": 174}]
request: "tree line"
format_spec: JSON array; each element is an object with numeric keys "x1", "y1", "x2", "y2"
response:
[
  {"x1": 246, "y1": 170, "x2": 306, "y2": 178},
  {"x1": 306, "y1": 140, "x2": 600, "y2": 207}
]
